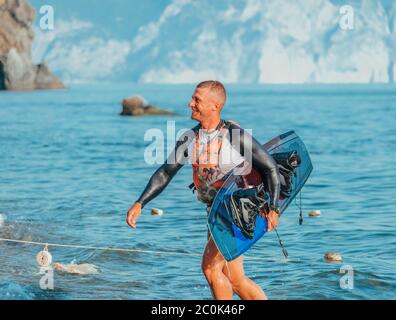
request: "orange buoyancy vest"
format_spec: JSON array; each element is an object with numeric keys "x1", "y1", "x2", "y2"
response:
[
  {"x1": 192, "y1": 120, "x2": 263, "y2": 205},
  {"x1": 192, "y1": 122, "x2": 228, "y2": 204}
]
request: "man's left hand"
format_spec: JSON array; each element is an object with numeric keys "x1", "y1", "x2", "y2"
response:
[{"x1": 266, "y1": 210, "x2": 279, "y2": 232}]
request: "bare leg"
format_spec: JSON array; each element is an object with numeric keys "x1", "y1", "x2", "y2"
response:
[
  {"x1": 222, "y1": 256, "x2": 267, "y2": 300},
  {"x1": 202, "y1": 237, "x2": 233, "y2": 300}
]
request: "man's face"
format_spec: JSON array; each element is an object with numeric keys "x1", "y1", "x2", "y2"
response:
[{"x1": 188, "y1": 87, "x2": 217, "y2": 122}]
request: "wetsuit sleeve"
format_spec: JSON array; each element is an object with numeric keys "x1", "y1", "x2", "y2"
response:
[
  {"x1": 136, "y1": 131, "x2": 193, "y2": 208},
  {"x1": 229, "y1": 124, "x2": 281, "y2": 210}
]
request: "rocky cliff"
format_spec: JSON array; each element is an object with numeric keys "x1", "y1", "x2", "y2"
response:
[{"x1": 0, "y1": 0, "x2": 64, "y2": 90}]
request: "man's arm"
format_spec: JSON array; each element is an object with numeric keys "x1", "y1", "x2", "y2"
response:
[
  {"x1": 137, "y1": 131, "x2": 193, "y2": 207},
  {"x1": 136, "y1": 161, "x2": 184, "y2": 208},
  {"x1": 126, "y1": 132, "x2": 193, "y2": 229}
]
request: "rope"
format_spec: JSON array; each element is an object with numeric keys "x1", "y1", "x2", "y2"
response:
[
  {"x1": 0, "y1": 237, "x2": 278, "y2": 262},
  {"x1": 0, "y1": 237, "x2": 201, "y2": 257}
]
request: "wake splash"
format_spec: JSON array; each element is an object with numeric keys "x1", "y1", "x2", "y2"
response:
[{"x1": 0, "y1": 214, "x2": 6, "y2": 228}]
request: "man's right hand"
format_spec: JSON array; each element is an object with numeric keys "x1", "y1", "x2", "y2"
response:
[
  {"x1": 126, "y1": 202, "x2": 142, "y2": 229},
  {"x1": 266, "y1": 210, "x2": 279, "y2": 232}
]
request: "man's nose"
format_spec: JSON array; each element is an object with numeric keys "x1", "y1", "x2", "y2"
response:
[{"x1": 188, "y1": 100, "x2": 194, "y2": 108}]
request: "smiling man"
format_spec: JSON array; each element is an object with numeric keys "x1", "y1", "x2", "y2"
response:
[{"x1": 126, "y1": 80, "x2": 281, "y2": 300}]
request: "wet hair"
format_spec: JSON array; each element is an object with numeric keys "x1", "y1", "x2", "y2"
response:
[{"x1": 196, "y1": 80, "x2": 227, "y2": 108}]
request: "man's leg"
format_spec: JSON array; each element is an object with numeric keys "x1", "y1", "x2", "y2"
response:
[
  {"x1": 202, "y1": 237, "x2": 233, "y2": 300},
  {"x1": 222, "y1": 256, "x2": 267, "y2": 300}
]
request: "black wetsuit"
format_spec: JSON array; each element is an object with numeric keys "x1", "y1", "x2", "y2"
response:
[{"x1": 137, "y1": 121, "x2": 281, "y2": 210}]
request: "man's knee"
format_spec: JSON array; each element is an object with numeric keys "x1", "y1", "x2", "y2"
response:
[
  {"x1": 201, "y1": 261, "x2": 213, "y2": 280},
  {"x1": 227, "y1": 275, "x2": 248, "y2": 291},
  {"x1": 202, "y1": 261, "x2": 222, "y2": 284}
]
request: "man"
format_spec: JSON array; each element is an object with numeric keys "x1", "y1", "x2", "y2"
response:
[{"x1": 126, "y1": 81, "x2": 281, "y2": 300}]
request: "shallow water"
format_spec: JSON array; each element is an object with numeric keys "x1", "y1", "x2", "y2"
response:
[{"x1": 0, "y1": 84, "x2": 395, "y2": 300}]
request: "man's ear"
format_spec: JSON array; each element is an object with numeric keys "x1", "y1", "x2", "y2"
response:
[{"x1": 213, "y1": 101, "x2": 222, "y2": 111}]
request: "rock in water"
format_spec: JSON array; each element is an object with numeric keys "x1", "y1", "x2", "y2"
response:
[
  {"x1": 121, "y1": 96, "x2": 146, "y2": 116},
  {"x1": 144, "y1": 105, "x2": 175, "y2": 115},
  {"x1": 35, "y1": 63, "x2": 65, "y2": 90},
  {"x1": 151, "y1": 208, "x2": 164, "y2": 216},
  {"x1": 324, "y1": 253, "x2": 343, "y2": 262},
  {"x1": 121, "y1": 96, "x2": 175, "y2": 116},
  {"x1": 308, "y1": 210, "x2": 321, "y2": 217},
  {"x1": 0, "y1": 0, "x2": 65, "y2": 90}
]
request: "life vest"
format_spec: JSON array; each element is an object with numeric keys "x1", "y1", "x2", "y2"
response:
[{"x1": 191, "y1": 120, "x2": 262, "y2": 205}]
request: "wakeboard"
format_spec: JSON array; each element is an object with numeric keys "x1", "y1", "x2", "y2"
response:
[{"x1": 207, "y1": 131, "x2": 313, "y2": 261}]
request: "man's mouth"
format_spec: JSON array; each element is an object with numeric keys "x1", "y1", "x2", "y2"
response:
[{"x1": 191, "y1": 110, "x2": 199, "y2": 119}]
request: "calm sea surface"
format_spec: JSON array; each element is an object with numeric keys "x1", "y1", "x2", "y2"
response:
[{"x1": 0, "y1": 84, "x2": 395, "y2": 300}]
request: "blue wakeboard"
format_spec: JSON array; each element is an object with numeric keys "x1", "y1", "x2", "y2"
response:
[{"x1": 207, "y1": 131, "x2": 313, "y2": 261}]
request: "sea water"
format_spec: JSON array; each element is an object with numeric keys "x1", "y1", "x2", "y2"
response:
[{"x1": 0, "y1": 84, "x2": 395, "y2": 300}]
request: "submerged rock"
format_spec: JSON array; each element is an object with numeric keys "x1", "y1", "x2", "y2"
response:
[
  {"x1": 121, "y1": 95, "x2": 175, "y2": 116},
  {"x1": 0, "y1": 0, "x2": 65, "y2": 90},
  {"x1": 143, "y1": 105, "x2": 174, "y2": 115}
]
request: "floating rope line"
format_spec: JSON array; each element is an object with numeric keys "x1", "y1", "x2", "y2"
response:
[
  {"x1": 0, "y1": 237, "x2": 201, "y2": 257},
  {"x1": 0, "y1": 237, "x2": 279, "y2": 262}
]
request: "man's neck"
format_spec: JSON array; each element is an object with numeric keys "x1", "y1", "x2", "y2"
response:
[{"x1": 200, "y1": 117, "x2": 221, "y2": 131}]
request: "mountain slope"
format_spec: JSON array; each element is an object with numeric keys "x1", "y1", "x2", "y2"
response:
[{"x1": 31, "y1": 0, "x2": 396, "y2": 84}]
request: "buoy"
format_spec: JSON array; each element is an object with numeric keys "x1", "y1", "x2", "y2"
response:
[
  {"x1": 324, "y1": 253, "x2": 342, "y2": 262},
  {"x1": 36, "y1": 245, "x2": 52, "y2": 267},
  {"x1": 151, "y1": 208, "x2": 164, "y2": 216},
  {"x1": 309, "y1": 210, "x2": 321, "y2": 217}
]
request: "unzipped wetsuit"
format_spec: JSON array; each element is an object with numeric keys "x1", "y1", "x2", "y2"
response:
[{"x1": 137, "y1": 120, "x2": 281, "y2": 211}]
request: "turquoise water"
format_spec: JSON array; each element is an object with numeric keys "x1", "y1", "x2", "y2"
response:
[{"x1": 0, "y1": 84, "x2": 395, "y2": 300}]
